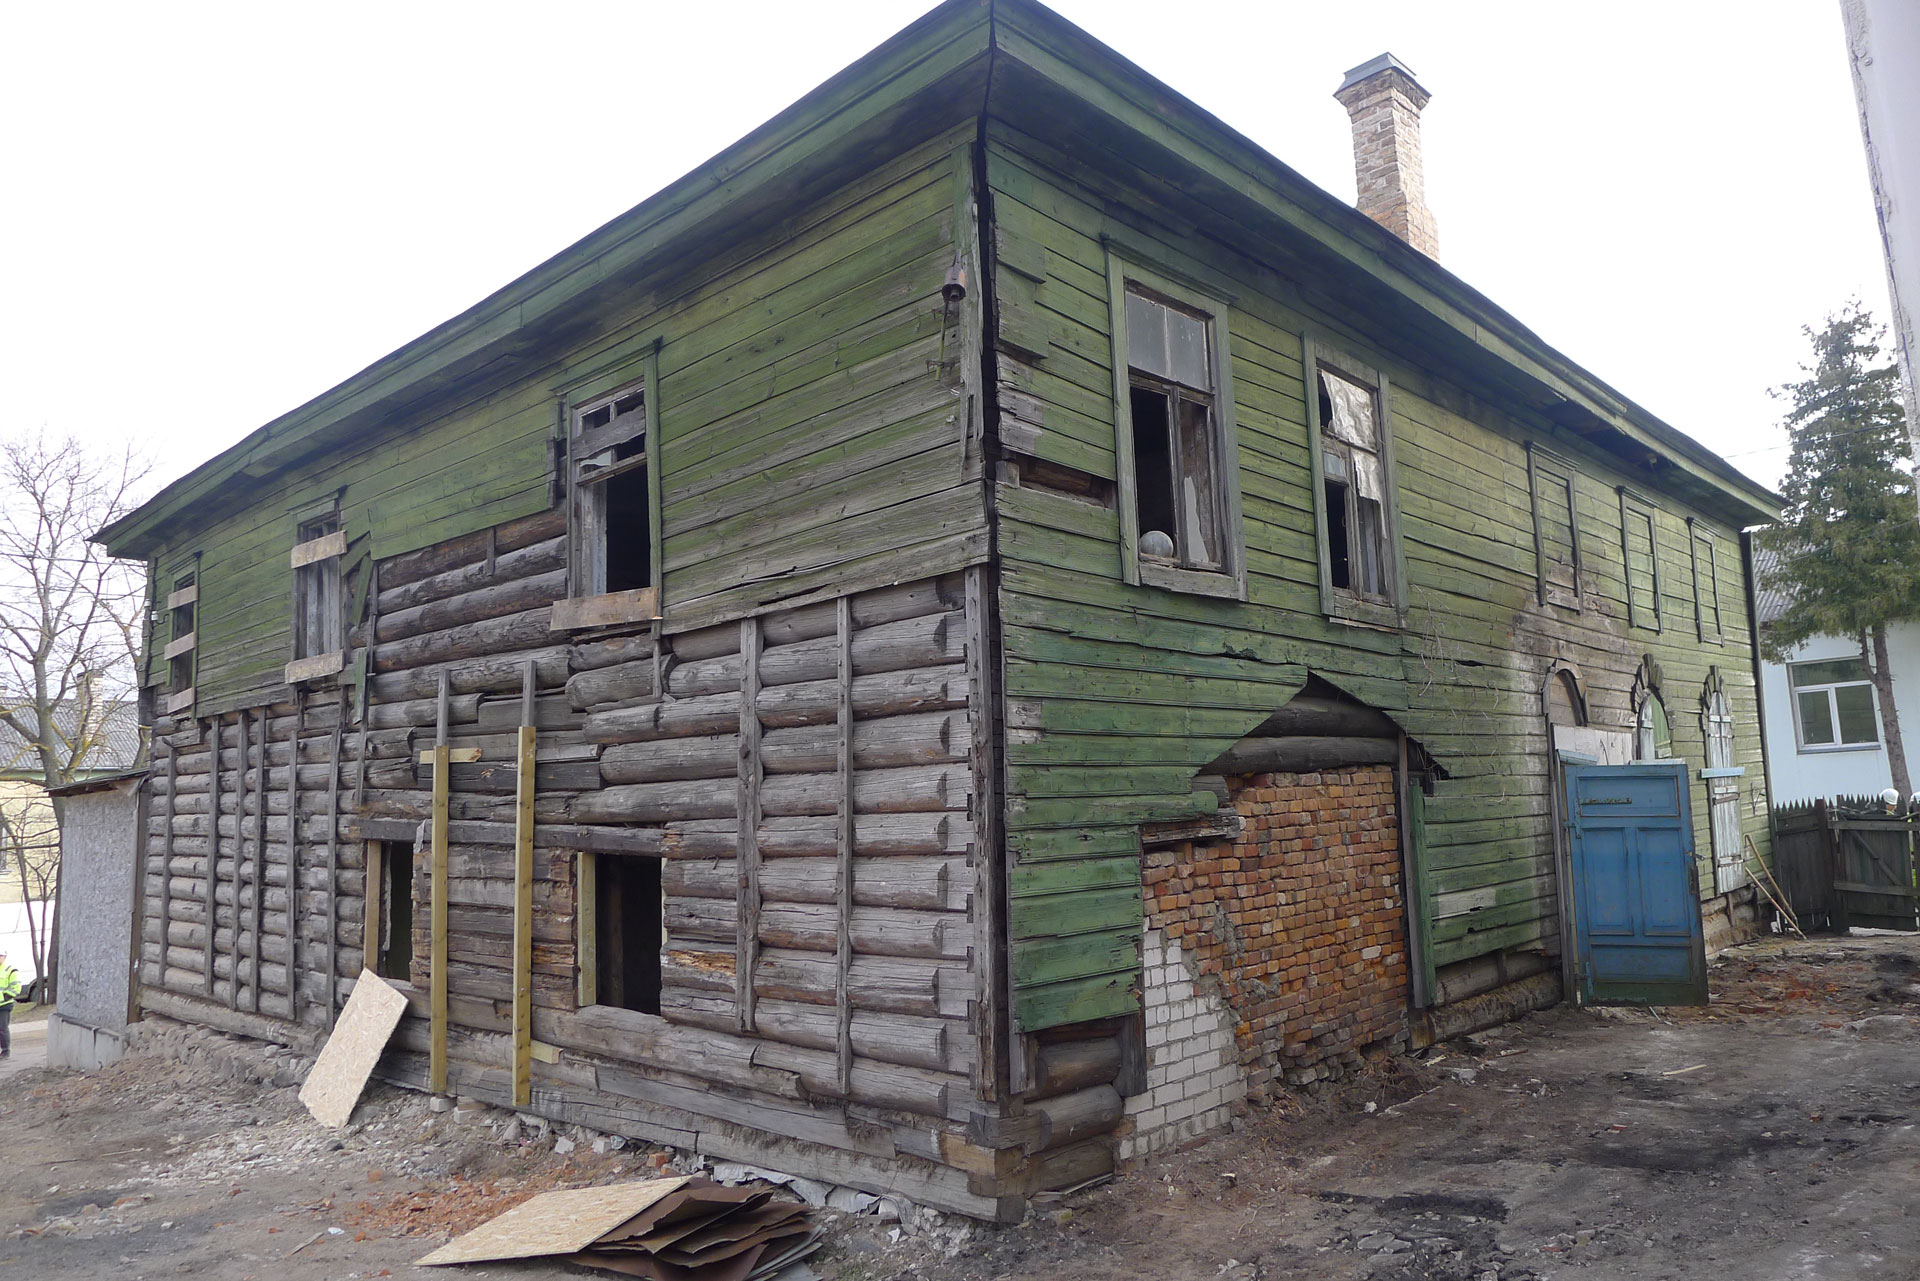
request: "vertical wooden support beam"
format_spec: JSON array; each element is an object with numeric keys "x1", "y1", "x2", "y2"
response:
[
  {"x1": 160, "y1": 738, "x2": 176, "y2": 985},
  {"x1": 429, "y1": 669, "x2": 451, "y2": 1094},
  {"x1": 203, "y1": 716, "x2": 221, "y2": 996},
  {"x1": 735, "y1": 616, "x2": 762, "y2": 1032},
  {"x1": 642, "y1": 340, "x2": 665, "y2": 595},
  {"x1": 364, "y1": 840, "x2": 383, "y2": 985},
  {"x1": 251, "y1": 707, "x2": 268, "y2": 1014},
  {"x1": 287, "y1": 697, "x2": 304, "y2": 1020},
  {"x1": 231, "y1": 709, "x2": 248, "y2": 1012},
  {"x1": 834, "y1": 595, "x2": 855, "y2": 1095},
  {"x1": 356, "y1": 563, "x2": 377, "y2": 795},
  {"x1": 511, "y1": 662, "x2": 537, "y2": 1108},
  {"x1": 576, "y1": 852, "x2": 597, "y2": 1008},
  {"x1": 327, "y1": 687, "x2": 346, "y2": 1022},
  {"x1": 965, "y1": 566, "x2": 1005, "y2": 1100}
]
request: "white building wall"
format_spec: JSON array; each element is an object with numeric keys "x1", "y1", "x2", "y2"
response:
[{"x1": 1762, "y1": 620, "x2": 1920, "y2": 805}]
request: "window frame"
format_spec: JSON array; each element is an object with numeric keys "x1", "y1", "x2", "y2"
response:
[
  {"x1": 574, "y1": 850, "x2": 666, "y2": 1019},
  {"x1": 1787, "y1": 658, "x2": 1882, "y2": 753},
  {"x1": 1304, "y1": 335, "x2": 1407, "y2": 626},
  {"x1": 1526, "y1": 443, "x2": 1583, "y2": 610},
  {"x1": 1618, "y1": 488, "x2": 1663, "y2": 633},
  {"x1": 287, "y1": 510, "x2": 346, "y2": 683},
  {"x1": 163, "y1": 564, "x2": 200, "y2": 715},
  {"x1": 1688, "y1": 518, "x2": 1723, "y2": 644},
  {"x1": 1105, "y1": 250, "x2": 1246, "y2": 601},
  {"x1": 558, "y1": 351, "x2": 664, "y2": 632}
]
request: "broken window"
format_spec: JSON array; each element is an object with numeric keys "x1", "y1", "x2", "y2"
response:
[
  {"x1": 568, "y1": 385, "x2": 656, "y2": 615},
  {"x1": 374, "y1": 839, "x2": 415, "y2": 982},
  {"x1": 1528, "y1": 446, "x2": 1581, "y2": 608},
  {"x1": 1106, "y1": 254, "x2": 1244, "y2": 598},
  {"x1": 1311, "y1": 351, "x2": 1398, "y2": 615},
  {"x1": 1689, "y1": 522, "x2": 1722, "y2": 643},
  {"x1": 578, "y1": 852, "x2": 662, "y2": 1016},
  {"x1": 1790, "y1": 658, "x2": 1880, "y2": 751},
  {"x1": 1619, "y1": 492, "x2": 1661, "y2": 632},
  {"x1": 292, "y1": 513, "x2": 344, "y2": 663},
  {"x1": 165, "y1": 571, "x2": 197, "y2": 701}
]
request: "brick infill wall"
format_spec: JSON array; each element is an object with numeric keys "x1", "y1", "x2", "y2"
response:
[{"x1": 1127, "y1": 766, "x2": 1409, "y2": 1156}]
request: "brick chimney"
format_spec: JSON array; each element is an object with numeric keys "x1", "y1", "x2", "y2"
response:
[{"x1": 1334, "y1": 53, "x2": 1439, "y2": 258}]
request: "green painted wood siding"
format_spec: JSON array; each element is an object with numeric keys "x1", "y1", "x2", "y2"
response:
[
  {"x1": 142, "y1": 128, "x2": 987, "y2": 711},
  {"x1": 984, "y1": 123, "x2": 1771, "y2": 1032}
]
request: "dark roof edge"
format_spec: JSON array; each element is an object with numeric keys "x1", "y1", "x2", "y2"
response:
[{"x1": 46, "y1": 768, "x2": 150, "y2": 797}]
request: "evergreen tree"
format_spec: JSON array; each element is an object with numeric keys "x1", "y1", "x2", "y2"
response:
[{"x1": 1759, "y1": 304, "x2": 1920, "y2": 796}]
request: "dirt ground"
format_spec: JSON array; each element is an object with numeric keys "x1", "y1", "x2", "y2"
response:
[{"x1": 4, "y1": 932, "x2": 1918, "y2": 1280}]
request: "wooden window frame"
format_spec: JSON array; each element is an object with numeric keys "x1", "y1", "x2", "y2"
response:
[
  {"x1": 1688, "y1": 518, "x2": 1723, "y2": 644},
  {"x1": 1105, "y1": 250, "x2": 1247, "y2": 601},
  {"x1": 1304, "y1": 336, "x2": 1407, "y2": 627},
  {"x1": 559, "y1": 355, "x2": 664, "y2": 632},
  {"x1": 163, "y1": 563, "x2": 200, "y2": 714},
  {"x1": 288, "y1": 510, "x2": 346, "y2": 683},
  {"x1": 1527, "y1": 444, "x2": 1583, "y2": 610},
  {"x1": 1618, "y1": 488, "x2": 1663, "y2": 633},
  {"x1": 574, "y1": 850, "x2": 666, "y2": 1020}
]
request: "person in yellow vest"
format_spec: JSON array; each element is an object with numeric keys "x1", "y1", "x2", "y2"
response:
[{"x1": 0, "y1": 951, "x2": 20, "y2": 1058}]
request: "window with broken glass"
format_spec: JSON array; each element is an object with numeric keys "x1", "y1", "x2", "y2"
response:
[
  {"x1": 1106, "y1": 254, "x2": 1245, "y2": 599},
  {"x1": 293, "y1": 514, "x2": 343, "y2": 662},
  {"x1": 1306, "y1": 342, "x2": 1402, "y2": 623},
  {"x1": 569, "y1": 384, "x2": 654, "y2": 603}
]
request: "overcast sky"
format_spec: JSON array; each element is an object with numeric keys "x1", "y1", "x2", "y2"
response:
[{"x1": 0, "y1": 1, "x2": 1890, "y2": 500}]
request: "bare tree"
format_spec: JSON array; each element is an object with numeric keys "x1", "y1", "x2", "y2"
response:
[{"x1": 0, "y1": 432, "x2": 151, "y2": 990}]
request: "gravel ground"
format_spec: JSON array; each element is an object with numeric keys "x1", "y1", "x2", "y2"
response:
[{"x1": 2, "y1": 931, "x2": 1917, "y2": 1280}]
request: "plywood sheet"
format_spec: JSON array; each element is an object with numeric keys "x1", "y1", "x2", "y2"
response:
[
  {"x1": 416, "y1": 1178, "x2": 693, "y2": 1266},
  {"x1": 298, "y1": 970, "x2": 408, "y2": 1128}
]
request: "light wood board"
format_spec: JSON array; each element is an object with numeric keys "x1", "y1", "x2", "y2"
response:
[
  {"x1": 415, "y1": 1178, "x2": 693, "y2": 1266},
  {"x1": 297, "y1": 969, "x2": 408, "y2": 1128}
]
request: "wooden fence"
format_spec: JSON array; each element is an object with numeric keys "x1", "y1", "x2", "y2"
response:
[{"x1": 1772, "y1": 797, "x2": 1919, "y2": 933}]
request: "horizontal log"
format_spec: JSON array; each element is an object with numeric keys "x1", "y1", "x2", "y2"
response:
[
  {"x1": 668, "y1": 855, "x2": 962, "y2": 911},
  {"x1": 371, "y1": 605, "x2": 555, "y2": 674},
  {"x1": 761, "y1": 710, "x2": 965, "y2": 775},
  {"x1": 752, "y1": 948, "x2": 947, "y2": 1017},
  {"x1": 750, "y1": 998, "x2": 954, "y2": 1073},
  {"x1": 1028, "y1": 1036, "x2": 1122, "y2": 1100},
  {"x1": 369, "y1": 647, "x2": 573, "y2": 704},
  {"x1": 378, "y1": 508, "x2": 566, "y2": 589},
  {"x1": 368, "y1": 692, "x2": 481, "y2": 732},
  {"x1": 377, "y1": 567, "x2": 567, "y2": 644},
  {"x1": 1208, "y1": 735, "x2": 1398, "y2": 776},
  {"x1": 1030, "y1": 1085, "x2": 1123, "y2": 1152},
  {"x1": 1250, "y1": 695, "x2": 1401, "y2": 740},
  {"x1": 377, "y1": 534, "x2": 566, "y2": 616},
  {"x1": 570, "y1": 631, "x2": 658, "y2": 672},
  {"x1": 550, "y1": 764, "x2": 967, "y2": 823},
  {"x1": 666, "y1": 611, "x2": 961, "y2": 699},
  {"x1": 566, "y1": 659, "x2": 657, "y2": 711},
  {"x1": 755, "y1": 576, "x2": 964, "y2": 648},
  {"x1": 756, "y1": 666, "x2": 968, "y2": 729}
]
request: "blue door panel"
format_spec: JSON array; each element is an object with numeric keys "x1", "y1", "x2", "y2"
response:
[{"x1": 1567, "y1": 763, "x2": 1708, "y2": 1006}]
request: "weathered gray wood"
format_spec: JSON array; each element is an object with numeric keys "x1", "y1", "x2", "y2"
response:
[
  {"x1": 1208, "y1": 734, "x2": 1398, "y2": 775},
  {"x1": 327, "y1": 688, "x2": 346, "y2": 1022},
  {"x1": 553, "y1": 763, "x2": 969, "y2": 823},
  {"x1": 835, "y1": 595, "x2": 856, "y2": 1095},
  {"x1": 667, "y1": 611, "x2": 961, "y2": 699},
  {"x1": 565, "y1": 659, "x2": 657, "y2": 710},
  {"x1": 1028, "y1": 1035, "x2": 1120, "y2": 1100},
  {"x1": 376, "y1": 536, "x2": 565, "y2": 617},
  {"x1": 286, "y1": 698, "x2": 303, "y2": 1016},
  {"x1": 372, "y1": 605, "x2": 555, "y2": 675},
  {"x1": 230, "y1": 711, "x2": 246, "y2": 1011},
  {"x1": 377, "y1": 509, "x2": 566, "y2": 591},
  {"x1": 736, "y1": 616, "x2": 763, "y2": 1033},
  {"x1": 377, "y1": 567, "x2": 567, "y2": 645},
  {"x1": 963, "y1": 563, "x2": 1000, "y2": 1102},
  {"x1": 1248, "y1": 695, "x2": 1401, "y2": 739},
  {"x1": 755, "y1": 666, "x2": 970, "y2": 729},
  {"x1": 598, "y1": 711, "x2": 964, "y2": 785},
  {"x1": 370, "y1": 647, "x2": 572, "y2": 703}
]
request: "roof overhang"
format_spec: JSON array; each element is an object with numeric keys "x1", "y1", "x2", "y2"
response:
[{"x1": 99, "y1": 0, "x2": 1777, "y2": 558}]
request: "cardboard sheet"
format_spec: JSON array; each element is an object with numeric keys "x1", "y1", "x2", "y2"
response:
[
  {"x1": 416, "y1": 1178, "x2": 693, "y2": 1266},
  {"x1": 297, "y1": 970, "x2": 409, "y2": 1128}
]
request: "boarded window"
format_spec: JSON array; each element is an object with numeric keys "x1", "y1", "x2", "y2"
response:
[
  {"x1": 1619, "y1": 492, "x2": 1661, "y2": 631},
  {"x1": 167, "y1": 572, "x2": 197, "y2": 695},
  {"x1": 293, "y1": 514, "x2": 344, "y2": 660},
  {"x1": 1313, "y1": 356, "x2": 1396, "y2": 611},
  {"x1": 1125, "y1": 290, "x2": 1225, "y2": 572},
  {"x1": 1790, "y1": 657, "x2": 1880, "y2": 750},
  {"x1": 570, "y1": 386, "x2": 653, "y2": 598},
  {"x1": 1690, "y1": 522, "x2": 1723, "y2": 643},
  {"x1": 1528, "y1": 446, "x2": 1580, "y2": 607}
]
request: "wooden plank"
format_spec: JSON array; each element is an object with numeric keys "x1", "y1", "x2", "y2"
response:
[
  {"x1": 290, "y1": 528, "x2": 348, "y2": 568},
  {"x1": 160, "y1": 742, "x2": 177, "y2": 999},
  {"x1": 203, "y1": 716, "x2": 221, "y2": 995},
  {"x1": 327, "y1": 689, "x2": 346, "y2": 1019},
  {"x1": 299, "y1": 969, "x2": 408, "y2": 1127},
  {"x1": 736, "y1": 616, "x2": 763, "y2": 1032},
  {"x1": 965, "y1": 564, "x2": 1004, "y2": 1098},
  {"x1": 287, "y1": 697, "x2": 303, "y2": 1018},
  {"x1": 285, "y1": 651, "x2": 346, "y2": 684},
  {"x1": 576, "y1": 851, "x2": 598, "y2": 1008},
  {"x1": 644, "y1": 340, "x2": 665, "y2": 596},
  {"x1": 365, "y1": 839, "x2": 384, "y2": 984},
  {"x1": 429, "y1": 670, "x2": 451, "y2": 1094},
  {"x1": 234, "y1": 709, "x2": 249, "y2": 1012},
  {"x1": 549, "y1": 586, "x2": 659, "y2": 631},
  {"x1": 835, "y1": 595, "x2": 855, "y2": 1095},
  {"x1": 512, "y1": 663, "x2": 537, "y2": 1108},
  {"x1": 414, "y1": 1179, "x2": 694, "y2": 1267}
]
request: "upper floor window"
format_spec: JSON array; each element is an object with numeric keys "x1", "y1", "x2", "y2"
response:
[
  {"x1": 163, "y1": 569, "x2": 198, "y2": 713},
  {"x1": 1106, "y1": 253, "x2": 1245, "y2": 600},
  {"x1": 1790, "y1": 657, "x2": 1880, "y2": 751},
  {"x1": 557, "y1": 376, "x2": 662, "y2": 630},
  {"x1": 1528, "y1": 445, "x2": 1582, "y2": 609},
  {"x1": 289, "y1": 513, "x2": 345, "y2": 681},
  {"x1": 1619, "y1": 490, "x2": 1662, "y2": 632},
  {"x1": 1305, "y1": 339, "x2": 1403, "y2": 625},
  {"x1": 1689, "y1": 520, "x2": 1723, "y2": 644}
]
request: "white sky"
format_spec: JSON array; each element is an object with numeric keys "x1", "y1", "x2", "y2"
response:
[{"x1": 0, "y1": 1, "x2": 1890, "y2": 499}]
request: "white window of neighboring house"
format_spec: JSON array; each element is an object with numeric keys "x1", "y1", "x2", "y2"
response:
[
  {"x1": 1790, "y1": 658, "x2": 1881, "y2": 751},
  {"x1": 289, "y1": 514, "x2": 346, "y2": 681}
]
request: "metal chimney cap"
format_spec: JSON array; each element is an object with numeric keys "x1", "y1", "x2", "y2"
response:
[{"x1": 1336, "y1": 52, "x2": 1429, "y2": 97}]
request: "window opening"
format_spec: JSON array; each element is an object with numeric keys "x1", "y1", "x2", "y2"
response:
[
  {"x1": 294, "y1": 514, "x2": 343, "y2": 659},
  {"x1": 1635, "y1": 694, "x2": 1672, "y2": 761},
  {"x1": 1318, "y1": 367, "x2": 1391, "y2": 602},
  {"x1": 1124, "y1": 291, "x2": 1223, "y2": 570},
  {"x1": 1528, "y1": 446, "x2": 1581, "y2": 607},
  {"x1": 1790, "y1": 657, "x2": 1880, "y2": 750},
  {"x1": 595, "y1": 854, "x2": 662, "y2": 1015},
  {"x1": 1620, "y1": 493, "x2": 1661, "y2": 631},
  {"x1": 168, "y1": 572, "x2": 196, "y2": 695},
  {"x1": 1691, "y1": 525, "x2": 1723, "y2": 642},
  {"x1": 377, "y1": 840, "x2": 415, "y2": 982},
  {"x1": 572, "y1": 388, "x2": 652, "y2": 598},
  {"x1": 1703, "y1": 680, "x2": 1744, "y2": 892}
]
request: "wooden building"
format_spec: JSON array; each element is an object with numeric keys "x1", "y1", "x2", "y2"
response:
[{"x1": 99, "y1": 0, "x2": 1779, "y2": 1217}]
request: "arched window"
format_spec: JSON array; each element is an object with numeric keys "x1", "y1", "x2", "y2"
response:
[
  {"x1": 1636, "y1": 694, "x2": 1672, "y2": 761},
  {"x1": 1545, "y1": 667, "x2": 1586, "y2": 728},
  {"x1": 1701, "y1": 669, "x2": 1744, "y2": 892}
]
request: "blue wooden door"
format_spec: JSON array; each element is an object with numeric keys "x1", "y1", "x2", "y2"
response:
[{"x1": 1566, "y1": 763, "x2": 1708, "y2": 1005}]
